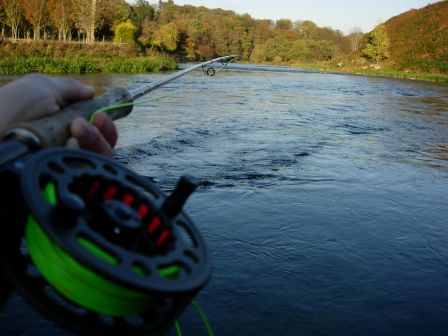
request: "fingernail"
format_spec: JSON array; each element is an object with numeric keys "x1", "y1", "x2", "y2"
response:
[{"x1": 66, "y1": 137, "x2": 80, "y2": 149}]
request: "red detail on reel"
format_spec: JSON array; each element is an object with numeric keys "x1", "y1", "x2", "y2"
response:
[
  {"x1": 148, "y1": 217, "x2": 161, "y2": 234},
  {"x1": 122, "y1": 194, "x2": 135, "y2": 205},
  {"x1": 103, "y1": 186, "x2": 118, "y2": 201},
  {"x1": 137, "y1": 204, "x2": 150, "y2": 218},
  {"x1": 157, "y1": 229, "x2": 169, "y2": 247},
  {"x1": 87, "y1": 181, "x2": 101, "y2": 197}
]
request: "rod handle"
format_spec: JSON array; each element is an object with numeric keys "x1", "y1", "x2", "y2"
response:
[{"x1": 5, "y1": 87, "x2": 133, "y2": 148}]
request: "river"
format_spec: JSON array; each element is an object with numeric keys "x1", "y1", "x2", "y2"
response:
[{"x1": 1, "y1": 64, "x2": 448, "y2": 335}]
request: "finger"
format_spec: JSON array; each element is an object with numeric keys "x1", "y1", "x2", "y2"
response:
[
  {"x1": 91, "y1": 113, "x2": 118, "y2": 148},
  {"x1": 51, "y1": 77, "x2": 95, "y2": 107},
  {"x1": 70, "y1": 118, "x2": 113, "y2": 157}
]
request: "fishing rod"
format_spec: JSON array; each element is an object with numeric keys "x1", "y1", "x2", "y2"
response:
[
  {"x1": 5, "y1": 54, "x2": 240, "y2": 151},
  {"x1": 0, "y1": 55, "x2": 239, "y2": 336}
]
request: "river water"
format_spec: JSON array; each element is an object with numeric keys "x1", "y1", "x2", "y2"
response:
[{"x1": 1, "y1": 64, "x2": 448, "y2": 335}]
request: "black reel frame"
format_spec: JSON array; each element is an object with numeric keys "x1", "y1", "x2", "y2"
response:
[{"x1": 0, "y1": 147, "x2": 211, "y2": 336}]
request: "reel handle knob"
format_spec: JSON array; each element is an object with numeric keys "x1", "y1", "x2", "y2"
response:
[{"x1": 162, "y1": 175, "x2": 200, "y2": 218}]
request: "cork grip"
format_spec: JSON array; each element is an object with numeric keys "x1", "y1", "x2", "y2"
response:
[{"x1": 8, "y1": 87, "x2": 133, "y2": 148}]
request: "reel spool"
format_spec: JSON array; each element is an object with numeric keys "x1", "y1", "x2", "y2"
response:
[{"x1": 0, "y1": 148, "x2": 211, "y2": 335}]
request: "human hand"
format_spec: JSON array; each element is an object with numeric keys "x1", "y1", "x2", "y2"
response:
[{"x1": 0, "y1": 74, "x2": 117, "y2": 157}]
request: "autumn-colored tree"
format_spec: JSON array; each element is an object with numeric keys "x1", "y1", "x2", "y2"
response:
[
  {"x1": 20, "y1": 0, "x2": 47, "y2": 40},
  {"x1": 315, "y1": 27, "x2": 350, "y2": 55},
  {"x1": 156, "y1": 0, "x2": 177, "y2": 25},
  {"x1": 72, "y1": 0, "x2": 92, "y2": 41},
  {"x1": 47, "y1": 0, "x2": 74, "y2": 41},
  {"x1": 363, "y1": 24, "x2": 390, "y2": 64},
  {"x1": 72, "y1": 0, "x2": 102, "y2": 42},
  {"x1": 254, "y1": 20, "x2": 274, "y2": 44},
  {"x1": 238, "y1": 14, "x2": 255, "y2": 58},
  {"x1": 139, "y1": 17, "x2": 156, "y2": 46},
  {"x1": 0, "y1": 6, "x2": 6, "y2": 37},
  {"x1": 2, "y1": 0, "x2": 23, "y2": 39},
  {"x1": 384, "y1": 0, "x2": 448, "y2": 71},
  {"x1": 193, "y1": 23, "x2": 215, "y2": 59},
  {"x1": 212, "y1": 15, "x2": 245, "y2": 56},
  {"x1": 154, "y1": 21, "x2": 180, "y2": 51}
]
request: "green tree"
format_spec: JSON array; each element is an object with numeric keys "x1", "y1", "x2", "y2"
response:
[
  {"x1": 309, "y1": 40, "x2": 337, "y2": 61},
  {"x1": 250, "y1": 43, "x2": 267, "y2": 62},
  {"x1": 130, "y1": 0, "x2": 154, "y2": 31},
  {"x1": 262, "y1": 34, "x2": 297, "y2": 62},
  {"x1": 97, "y1": 0, "x2": 130, "y2": 38},
  {"x1": 114, "y1": 19, "x2": 137, "y2": 43},
  {"x1": 362, "y1": 23, "x2": 390, "y2": 64},
  {"x1": 275, "y1": 19, "x2": 292, "y2": 31},
  {"x1": 298, "y1": 20, "x2": 318, "y2": 39}
]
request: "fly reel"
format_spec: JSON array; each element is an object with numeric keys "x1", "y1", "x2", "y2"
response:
[{"x1": 0, "y1": 147, "x2": 211, "y2": 335}]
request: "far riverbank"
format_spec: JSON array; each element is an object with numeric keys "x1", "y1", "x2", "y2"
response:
[
  {"x1": 292, "y1": 62, "x2": 448, "y2": 85},
  {"x1": 1, "y1": 39, "x2": 446, "y2": 84},
  {"x1": 0, "y1": 39, "x2": 176, "y2": 74}
]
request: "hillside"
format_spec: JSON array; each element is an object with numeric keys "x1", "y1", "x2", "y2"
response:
[{"x1": 384, "y1": 0, "x2": 448, "y2": 72}]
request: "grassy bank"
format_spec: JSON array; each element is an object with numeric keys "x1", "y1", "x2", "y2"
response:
[
  {"x1": 0, "y1": 56, "x2": 177, "y2": 75},
  {"x1": 0, "y1": 39, "x2": 177, "y2": 74}
]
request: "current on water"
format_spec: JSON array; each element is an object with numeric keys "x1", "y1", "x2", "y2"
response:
[{"x1": 1, "y1": 64, "x2": 448, "y2": 335}]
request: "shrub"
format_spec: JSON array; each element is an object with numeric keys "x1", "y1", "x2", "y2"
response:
[{"x1": 114, "y1": 21, "x2": 138, "y2": 44}]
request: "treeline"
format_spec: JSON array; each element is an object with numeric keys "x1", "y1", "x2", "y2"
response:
[
  {"x1": 0, "y1": 0, "x2": 130, "y2": 42},
  {"x1": 135, "y1": 1, "x2": 363, "y2": 62},
  {"x1": 1, "y1": 0, "x2": 445, "y2": 74},
  {"x1": 0, "y1": 0, "x2": 363, "y2": 62}
]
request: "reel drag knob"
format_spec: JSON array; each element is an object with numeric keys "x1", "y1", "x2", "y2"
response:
[{"x1": 162, "y1": 175, "x2": 200, "y2": 218}]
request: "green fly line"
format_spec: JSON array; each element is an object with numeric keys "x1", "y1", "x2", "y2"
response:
[{"x1": 89, "y1": 59, "x2": 236, "y2": 125}]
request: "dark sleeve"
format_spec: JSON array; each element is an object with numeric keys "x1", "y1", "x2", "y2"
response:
[{"x1": 0, "y1": 273, "x2": 12, "y2": 307}]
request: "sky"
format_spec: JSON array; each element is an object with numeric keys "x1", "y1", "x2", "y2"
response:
[{"x1": 133, "y1": 0, "x2": 437, "y2": 34}]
